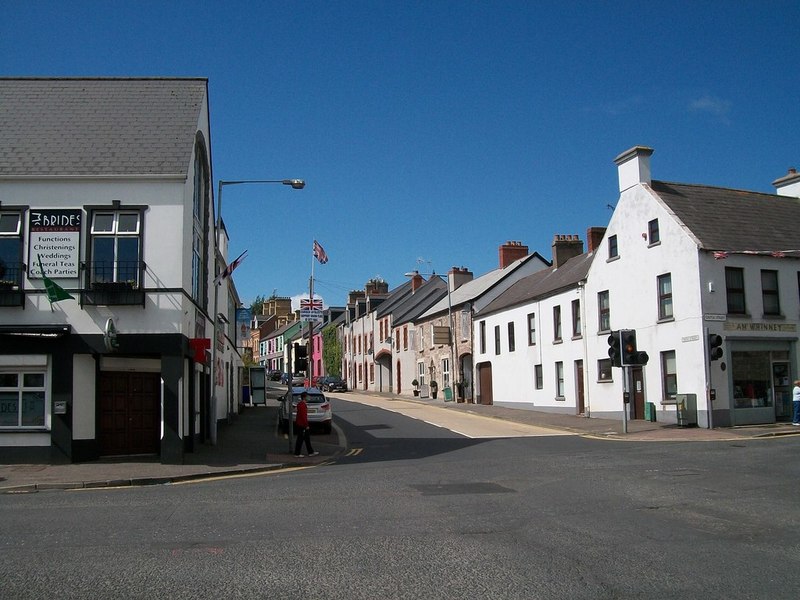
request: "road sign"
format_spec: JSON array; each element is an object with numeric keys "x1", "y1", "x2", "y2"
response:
[{"x1": 300, "y1": 308, "x2": 323, "y2": 322}]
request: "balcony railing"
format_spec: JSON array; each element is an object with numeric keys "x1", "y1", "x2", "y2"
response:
[
  {"x1": 82, "y1": 260, "x2": 146, "y2": 306},
  {"x1": 0, "y1": 262, "x2": 25, "y2": 307}
]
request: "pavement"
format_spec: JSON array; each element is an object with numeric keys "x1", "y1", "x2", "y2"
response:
[{"x1": 2, "y1": 391, "x2": 798, "y2": 494}]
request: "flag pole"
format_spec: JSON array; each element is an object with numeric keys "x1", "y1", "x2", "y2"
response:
[{"x1": 308, "y1": 240, "x2": 315, "y2": 387}]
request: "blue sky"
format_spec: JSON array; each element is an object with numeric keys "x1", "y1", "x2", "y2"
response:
[{"x1": 3, "y1": 1, "x2": 798, "y2": 309}]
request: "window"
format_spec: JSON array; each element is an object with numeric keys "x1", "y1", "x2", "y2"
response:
[
  {"x1": 608, "y1": 235, "x2": 618, "y2": 259},
  {"x1": 527, "y1": 313, "x2": 536, "y2": 346},
  {"x1": 90, "y1": 211, "x2": 142, "y2": 285},
  {"x1": 553, "y1": 306, "x2": 562, "y2": 342},
  {"x1": 479, "y1": 320, "x2": 486, "y2": 354},
  {"x1": 648, "y1": 219, "x2": 660, "y2": 244},
  {"x1": 571, "y1": 299, "x2": 581, "y2": 337},
  {"x1": 761, "y1": 270, "x2": 780, "y2": 315},
  {"x1": 417, "y1": 362, "x2": 426, "y2": 387},
  {"x1": 0, "y1": 371, "x2": 46, "y2": 428},
  {"x1": 494, "y1": 325, "x2": 501, "y2": 355},
  {"x1": 508, "y1": 322, "x2": 516, "y2": 352},
  {"x1": 403, "y1": 326, "x2": 408, "y2": 351},
  {"x1": 597, "y1": 359, "x2": 612, "y2": 382},
  {"x1": 534, "y1": 364, "x2": 543, "y2": 389},
  {"x1": 192, "y1": 147, "x2": 209, "y2": 305},
  {"x1": 725, "y1": 267, "x2": 746, "y2": 314},
  {"x1": 598, "y1": 291, "x2": 610, "y2": 332},
  {"x1": 657, "y1": 273, "x2": 673, "y2": 320},
  {"x1": 442, "y1": 357, "x2": 450, "y2": 388},
  {"x1": 460, "y1": 310, "x2": 470, "y2": 341},
  {"x1": 0, "y1": 212, "x2": 23, "y2": 287},
  {"x1": 555, "y1": 362, "x2": 564, "y2": 397},
  {"x1": 661, "y1": 351, "x2": 677, "y2": 401}
]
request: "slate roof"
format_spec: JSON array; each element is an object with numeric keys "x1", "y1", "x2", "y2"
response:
[
  {"x1": 652, "y1": 180, "x2": 800, "y2": 255},
  {"x1": 0, "y1": 77, "x2": 207, "y2": 177},
  {"x1": 390, "y1": 277, "x2": 448, "y2": 327},
  {"x1": 420, "y1": 252, "x2": 550, "y2": 319},
  {"x1": 477, "y1": 252, "x2": 594, "y2": 317}
]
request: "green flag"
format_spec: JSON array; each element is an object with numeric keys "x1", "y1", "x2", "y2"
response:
[{"x1": 37, "y1": 255, "x2": 74, "y2": 304}]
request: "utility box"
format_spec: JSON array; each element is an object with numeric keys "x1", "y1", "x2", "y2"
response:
[
  {"x1": 644, "y1": 401, "x2": 656, "y2": 422},
  {"x1": 675, "y1": 393, "x2": 698, "y2": 427}
]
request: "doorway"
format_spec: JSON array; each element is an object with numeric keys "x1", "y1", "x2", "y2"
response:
[
  {"x1": 98, "y1": 371, "x2": 160, "y2": 456},
  {"x1": 631, "y1": 367, "x2": 645, "y2": 420}
]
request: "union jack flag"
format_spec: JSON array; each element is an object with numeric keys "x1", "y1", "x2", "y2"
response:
[
  {"x1": 713, "y1": 251, "x2": 729, "y2": 260},
  {"x1": 313, "y1": 240, "x2": 328, "y2": 264},
  {"x1": 300, "y1": 297, "x2": 323, "y2": 310}
]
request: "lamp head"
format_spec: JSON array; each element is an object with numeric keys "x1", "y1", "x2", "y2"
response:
[{"x1": 283, "y1": 179, "x2": 306, "y2": 189}]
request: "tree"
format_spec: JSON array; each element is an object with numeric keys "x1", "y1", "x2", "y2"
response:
[
  {"x1": 322, "y1": 325, "x2": 342, "y2": 377},
  {"x1": 250, "y1": 294, "x2": 267, "y2": 316}
]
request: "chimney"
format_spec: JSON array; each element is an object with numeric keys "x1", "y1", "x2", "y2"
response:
[
  {"x1": 552, "y1": 234, "x2": 584, "y2": 268},
  {"x1": 409, "y1": 271, "x2": 425, "y2": 292},
  {"x1": 499, "y1": 241, "x2": 529, "y2": 268},
  {"x1": 773, "y1": 167, "x2": 800, "y2": 198},
  {"x1": 614, "y1": 146, "x2": 653, "y2": 192},
  {"x1": 364, "y1": 278, "x2": 389, "y2": 296},
  {"x1": 586, "y1": 227, "x2": 607, "y2": 253},
  {"x1": 448, "y1": 266, "x2": 473, "y2": 292},
  {"x1": 348, "y1": 290, "x2": 365, "y2": 305}
]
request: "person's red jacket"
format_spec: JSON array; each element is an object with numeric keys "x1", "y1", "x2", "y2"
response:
[{"x1": 295, "y1": 397, "x2": 309, "y2": 428}]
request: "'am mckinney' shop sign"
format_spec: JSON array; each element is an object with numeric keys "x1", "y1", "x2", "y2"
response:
[{"x1": 28, "y1": 209, "x2": 81, "y2": 279}]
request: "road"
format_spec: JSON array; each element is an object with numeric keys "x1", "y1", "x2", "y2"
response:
[{"x1": 2, "y1": 394, "x2": 799, "y2": 599}]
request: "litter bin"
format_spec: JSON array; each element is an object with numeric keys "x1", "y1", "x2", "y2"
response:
[{"x1": 675, "y1": 393, "x2": 698, "y2": 427}]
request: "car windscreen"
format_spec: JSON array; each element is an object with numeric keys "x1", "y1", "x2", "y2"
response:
[{"x1": 292, "y1": 394, "x2": 325, "y2": 404}]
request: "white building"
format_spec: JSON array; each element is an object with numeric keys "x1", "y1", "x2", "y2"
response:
[
  {"x1": 584, "y1": 146, "x2": 800, "y2": 426},
  {"x1": 0, "y1": 78, "x2": 241, "y2": 463}
]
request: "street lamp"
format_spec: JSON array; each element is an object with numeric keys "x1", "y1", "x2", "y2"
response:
[
  {"x1": 209, "y1": 178, "x2": 305, "y2": 444},
  {"x1": 404, "y1": 270, "x2": 458, "y2": 400}
]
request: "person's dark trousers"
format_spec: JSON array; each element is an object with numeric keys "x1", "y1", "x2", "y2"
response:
[
  {"x1": 294, "y1": 425, "x2": 314, "y2": 455},
  {"x1": 793, "y1": 400, "x2": 800, "y2": 424}
]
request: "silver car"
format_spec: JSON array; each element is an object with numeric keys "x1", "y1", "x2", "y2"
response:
[{"x1": 278, "y1": 386, "x2": 332, "y2": 434}]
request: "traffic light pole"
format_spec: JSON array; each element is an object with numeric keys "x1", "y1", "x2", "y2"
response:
[
  {"x1": 287, "y1": 343, "x2": 294, "y2": 452},
  {"x1": 704, "y1": 326, "x2": 714, "y2": 430},
  {"x1": 622, "y1": 365, "x2": 629, "y2": 434}
]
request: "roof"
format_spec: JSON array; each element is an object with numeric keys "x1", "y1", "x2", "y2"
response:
[
  {"x1": 0, "y1": 77, "x2": 207, "y2": 177},
  {"x1": 391, "y1": 277, "x2": 448, "y2": 327},
  {"x1": 420, "y1": 252, "x2": 550, "y2": 319},
  {"x1": 477, "y1": 252, "x2": 594, "y2": 317},
  {"x1": 652, "y1": 180, "x2": 800, "y2": 255}
]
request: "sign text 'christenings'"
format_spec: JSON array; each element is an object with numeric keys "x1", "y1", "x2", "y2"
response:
[{"x1": 28, "y1": 209, "x2": 82, "y2": 279}]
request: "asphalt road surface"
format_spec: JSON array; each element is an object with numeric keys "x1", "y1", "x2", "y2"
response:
[{"x1": 2, "y1": 396, "x2": 799, "y2": 599}]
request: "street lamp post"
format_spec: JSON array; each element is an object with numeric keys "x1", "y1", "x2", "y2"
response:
[{"x1": 209, "y1": 178, "x2": 305, "y2": 445}]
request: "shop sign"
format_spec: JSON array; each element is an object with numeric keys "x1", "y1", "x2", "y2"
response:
[
  {"x1": 28, "y1": 209, "x2": 82, "y2": 279},
  {"x1": 723, "y1": 321, "x2": 797, "y2": 333}
]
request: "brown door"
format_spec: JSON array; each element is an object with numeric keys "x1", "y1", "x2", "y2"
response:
[
  {"x1": 575, "y1": 360, "x2": 585, "y2": 414},
  {"x1": 477, "y1": 363, "x2": 493, "y2": 405},
  {"x1": 631, "y1": 367, "x2": 645, "y2": 420},
  {"x1": 98, "y1": 372, "x2": 160, "y2": 456}
]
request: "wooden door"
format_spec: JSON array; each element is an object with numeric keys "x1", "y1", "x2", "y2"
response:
[{"x1": 98, "y1": 372, "x2": 160, "y2": 456}]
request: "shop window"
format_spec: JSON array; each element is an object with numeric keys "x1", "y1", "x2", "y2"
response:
[
  {"x1": 0, "y1": 371, "x2": 46, "y2": 428},
  {"x1": 761, "y1": 270, "x2": 780, "y2": 316},
  {"x1": 732, "y1": 352, "x2": 773, "y2": 409},
  {"x1": 725, "y1": 267, "x2": 746, "y2": 314}
]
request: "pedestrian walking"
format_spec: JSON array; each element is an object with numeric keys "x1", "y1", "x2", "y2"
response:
[
  {"x1": 792, "y1": 380, "x2": 800, "y2": 426},
  {"x1": 294, "y1": 391, "x2": 319, "y2": 457}
]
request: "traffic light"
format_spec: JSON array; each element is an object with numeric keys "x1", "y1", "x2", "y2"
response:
[
  {"x1": 607, "y1": 330, "x2": 621, "y2": 367},
  {"x1": 294, "y1": 343, "x2": 308, "y2": 372},
  {"x1": 621, "y1": 329, "x2": 649, "y2": 366},
  {"x1": 708, "y1": 334, "x2": 723, "y2": 362}
]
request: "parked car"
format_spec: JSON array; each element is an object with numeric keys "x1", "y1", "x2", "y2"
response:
[
  {"x1": 317, "y1": 375, "x2": 347, "y2": 393},
  {"x1": 277, "y1": 387, "x2": 332, "y2": 434},
  {"x1": 291, "y1": 373, "x2": 305, "y2": 386},
  {"x1": 268, "y1": 369, "x2": 282, "y2": 381}
]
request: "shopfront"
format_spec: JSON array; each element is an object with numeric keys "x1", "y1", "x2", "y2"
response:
[{"x1": 728, "y1": 340, "x2": 795, "y2": 426}]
